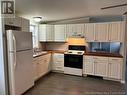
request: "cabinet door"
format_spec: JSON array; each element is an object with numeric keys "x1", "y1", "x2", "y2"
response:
[
  {"x1": 38, "y1": 57, "x2": 45, "y2": 77},
  {"x1": 108, "y1": 58, "x2": 122, "y2": 79},
  {"x1": 109, "y1": 22, "x2": 124, "y2": 42},
  {"x1": 84, "y1": 23, "x2": 95, "y2": 42},
  {"x1": 94, "y1": 57, "x2": 108, "y2": 77},
  {"x1": 14, "y1": 17, "x2": 22, "y2": 27},
  {"x1": 75, "y1": 24, "x2": 84, "y2": 37},
  {"x1": 83, "y1": 56, "x2": 94, "y2": 75},
  {"x1": 66, "y1": 24, "x2": 74, "y2": 37},
  {"x1": 52, "y1": 53, "x2": 64, "y2": 71},
  {"x1": 4, "y1": 18, "x2": 14, "y2": 25},
  {"x1": 54, "y1": 25, "x2": 66, "y2": 42},
  {"x1": 22, "y1": 18, "x2": 30, "y2": 32},
  {"x1": 95, "y1": 23, "x2": 109, "y2": 42},
  {"x1": 66, "y1": 24, "x2": 84, "y2": 37},
  {"x1": 46, "y1": 25, "x2": 54, "y2": 41},
  {"x1": 33, "y1": 58, "x2": 39, "y2": 80},
  {"x1": 43, "y1": 54, "x2": 51, "y2": 72},
  {"x1": 39, "y1": 25, "x2": 46, "y2": 41}
]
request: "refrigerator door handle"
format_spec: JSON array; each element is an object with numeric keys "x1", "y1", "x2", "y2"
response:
[{"x1": 13, "y1": 35, "x2": 17, "y2": 70}]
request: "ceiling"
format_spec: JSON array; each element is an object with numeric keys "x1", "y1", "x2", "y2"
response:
[{"x1": 15, "y1": 0, "x2": 127, "y2": 21}]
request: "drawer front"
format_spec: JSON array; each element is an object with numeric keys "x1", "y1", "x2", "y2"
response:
[
  {"x1": 109, "y1": 58, "x2": 123, "y2": 63},
  {"x1": 93, "y1": 56, "x2": 108, "y2": 62}
]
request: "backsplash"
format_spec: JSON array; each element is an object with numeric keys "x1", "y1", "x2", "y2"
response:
[
  {"x1": 88, "y1": 42, "x2": 122, "y2": 54},
  {"x1": 46, "y1": 42, "x2": 68, "y2": 51}
]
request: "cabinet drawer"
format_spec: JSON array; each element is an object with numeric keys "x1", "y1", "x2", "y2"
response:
[
  {"x1": 93, "y1": 57, "x2": 108, "y2": 62},
  {"x1": 109, "y1": 58, "x2": 122, "y2": 63},
  {"x1": 84, "y1": 56, "x2": 93, "y2": 60}
]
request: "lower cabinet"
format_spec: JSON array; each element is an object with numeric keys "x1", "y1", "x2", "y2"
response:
[
  {"x1": 94, "y1": 57, "x2": 108, "y2": 77},
  {"x1": 83, "y1": 56, "x2": 94, "y2": 75},
  {"x1": 83, "y1": 56, "x2": 123, "y2": 80},
  {"x1": 52, "y1": 53, "x2": 64, "y2": 72},
  {"x1": 33, "y1": 53, "x2": 51, "y2": 80},
  {"x1": 108, "y1": 57, "x2": 123, "y2": 79}
]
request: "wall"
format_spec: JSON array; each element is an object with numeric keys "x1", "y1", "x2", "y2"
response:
[{"x1": 45, "y1": 42, "x2": 68, "y2": 51}]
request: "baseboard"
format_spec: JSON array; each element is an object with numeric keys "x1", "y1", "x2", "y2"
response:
[{"x1": 51, "y1": 70, "x2": 64, "y2": 73}]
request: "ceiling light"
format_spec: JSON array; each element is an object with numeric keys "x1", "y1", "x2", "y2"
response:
[{"x1": 33, "y1": 17, "x2": 42, "y2": 22}]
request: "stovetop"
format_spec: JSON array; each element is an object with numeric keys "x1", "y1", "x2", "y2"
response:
[{"x1": 64, "y1": 50, "x2": 85, "y2": 55}]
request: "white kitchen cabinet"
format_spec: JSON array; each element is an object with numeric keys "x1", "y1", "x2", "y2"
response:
[
  {"x1": 33, "y1": 53, "x2": 51, "y2": 80},
  {"x1": 21, "y1": 18, "x2": 30, "y2": 32},
  {"x1": 95, "y1": 23, "x2": 109, "y2": 42},
  {"x1": 13, "y1": 16, "x2": 22, "y2": 27},
  {"x1": 39, "y1": 25, "x2": 47, "y2": 41},
  {"x1": 39, "y1": 24, "x2": 54, "y2": 42},
  {"x1": 66, "y1": 24, "x2": 84, "y2": 37},
  {"x1": 33, "y1": 57, "x2": 39, "y2": 80},
  {"x1": 54, "y1": 25, "x2": 66, "y2": 42},
  {"x1": 38, "y1": 54, "x2": 51, "y2": 77},
  {"x1": 109, "y1": 22, "x2": 124, "y2": 42},
  {"x1": 4, "y1": 18, "x2": 14, "y2": 25},
  {"x1": 4, "y1": 16, "x2": 22, "y2": 27},
  {"x1": 52, "y1": 53, "x2": 64, "y2": 71},
  {"x1": 94, "y1": 56, "x2": 108, "y2": 77},
  {"x1": 83, "y1": 56, "x2": 94, "y2": 75},
  {"x1": 84, "y1": 23, "x2": 95, "y2": 42},
  {"x1": 108, "y1": 57, "x2": 123, "y2": 79},
  {"x1": 46, "y1": 25, "x2": 54, "y2": 41}
]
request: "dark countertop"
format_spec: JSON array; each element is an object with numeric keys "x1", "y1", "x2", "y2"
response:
[
  {"x1": 84, "y1": 52, "x2": 123, "y2": 58},
  {"x1": 33, "y1": 51, "x2": 123, "y2": 58},
  {"x1": 33, "y1": 50, "x2": 66, "y2": 58},
  {"x1": 33, "y1": 52, "x2": 51, "y2": 58}
]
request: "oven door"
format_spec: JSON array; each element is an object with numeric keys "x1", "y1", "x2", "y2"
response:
[{"x1": 64, "y1": 54, "x2": 83, "y2": 69}]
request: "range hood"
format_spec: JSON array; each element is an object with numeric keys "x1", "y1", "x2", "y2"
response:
[{"x1": 67, "y1": 38, "x2": 87, "y2": 46}]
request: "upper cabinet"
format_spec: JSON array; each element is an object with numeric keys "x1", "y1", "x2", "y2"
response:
[
  {"x1": 39, "y1": 24, "x2": 67, "y2": 42},
  {"x1": 95, "y1": 23, "x2": 109, "y2": 42},
  {"x1": 66, "y1": 24, "x2": 84, "y2": 38},
  {"x1": 4, "y1": 16, "x2": 30, "y2": 32},
  {"x1": 54, "y1": 25, "x2": 66, "y2": 42},
  {"x1": 108, "y1": 22, "x2": 124, "y2": 42},
  {"x1": 13, "y1": 17, "x2": 22, "y2": 27},
  {"x1": 46, "y1": 25, "x2": 54, "y2": 41},
  {"x1": 84, "y1": 23, "x2": 95, "y2": 42},
  {"x1": 84, "y1": 21, "x2": 124, "y2": 42},
  {"x1": 21, "y1": 18, "x2": 30, "y2": 32},
  {"x1": 39, "y1": 22, "x2": 124, "y2": 42},
  {"x1": 4, "y1": 16, "x2": 22, "y2": 27},
  {"x1": 39, "y1": 25, "x2": 47, "y2": 42}
]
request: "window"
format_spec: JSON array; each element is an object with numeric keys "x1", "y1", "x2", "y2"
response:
[{"x1": 30, "y1": 25, "x2": 38, "y2": 48}]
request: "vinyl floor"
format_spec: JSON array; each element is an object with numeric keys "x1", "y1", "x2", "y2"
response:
[{"x1": 23, "y1": 72, "x2": 127, "y2": 95}]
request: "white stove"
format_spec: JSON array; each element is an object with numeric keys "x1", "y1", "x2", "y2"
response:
[{"x1": 64, "y1": 45, "x2": 86, "y2": 76}]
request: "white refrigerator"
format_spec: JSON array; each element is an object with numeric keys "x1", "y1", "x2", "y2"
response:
[{"x1": 6, "y1": 30, "x2": 34, "y2": 95}]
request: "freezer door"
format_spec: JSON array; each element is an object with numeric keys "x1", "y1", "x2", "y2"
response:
[
  {"x1": 8, "y1": 50, "x2": 34, "y2": 95},
  {"x1": 7, "y1": 30, "x2": 32, "y2": 52}
]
